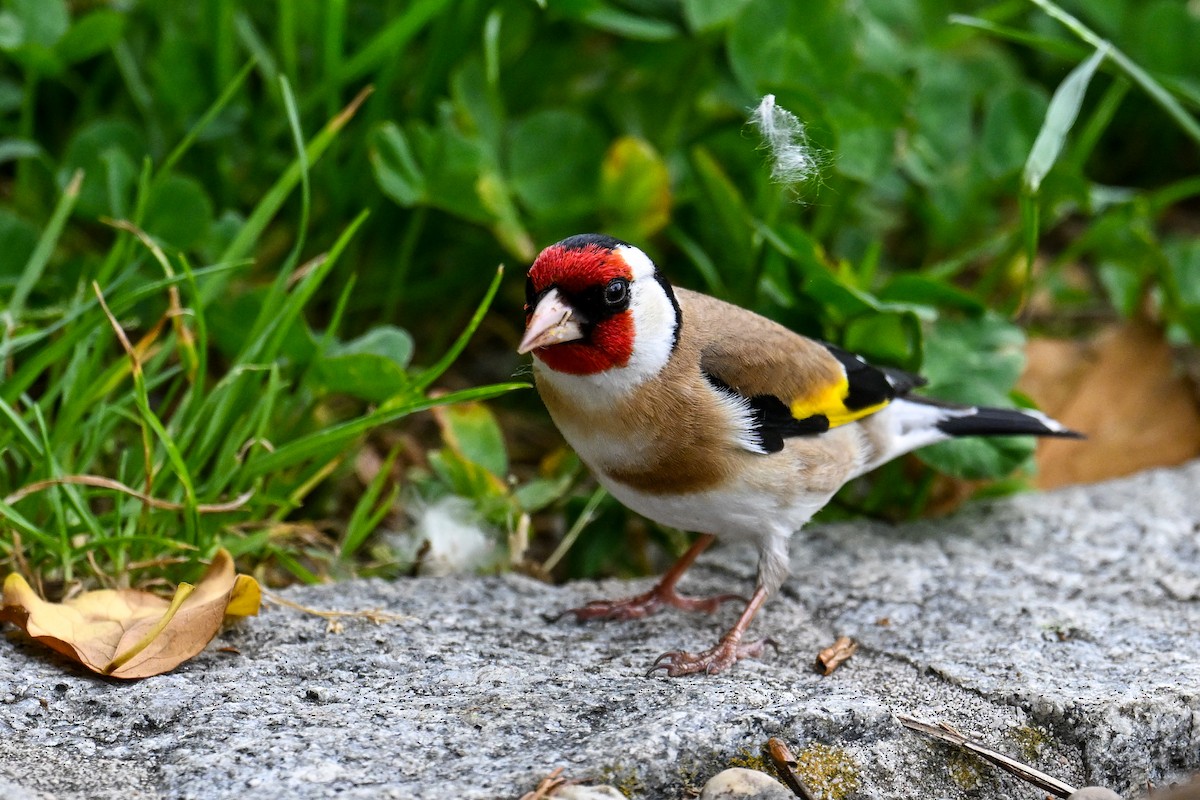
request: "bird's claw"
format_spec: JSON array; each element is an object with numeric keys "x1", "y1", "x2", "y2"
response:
[
  {"x1": 646, "y1": 636, "x2": 776, "y2": 677},
  {"x1": 551, "y1": 588, "x2": 745, "y2": 623}
]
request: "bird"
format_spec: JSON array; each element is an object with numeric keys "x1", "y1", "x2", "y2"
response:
[{"x1": 518, "y1": 233, "x2": 1081, "y2": 677}]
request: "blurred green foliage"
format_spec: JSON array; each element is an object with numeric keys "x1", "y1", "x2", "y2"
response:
[{"x1": 1, "y1": 0, "x2": 1198, "y2": 585}]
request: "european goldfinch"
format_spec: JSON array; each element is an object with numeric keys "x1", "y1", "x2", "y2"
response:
[{"x1": 518, "y1": 233, "x2": 1081, "y2": 677}]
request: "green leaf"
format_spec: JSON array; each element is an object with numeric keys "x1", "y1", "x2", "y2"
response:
[
  {"x1": 915, "y1": 315, "x2": 1034, "y2": 480},
  {"x1": 878, "y1": 275, "x2": 985, "y2": 316},
  {"x1": 1024, "y1": 45, "x2": 1107, "y2": 193},
  {"x1": 919, "y1": 433, "x2": 1036, "y2": 482},
  {"x1": 842, "y1": 312, "x2": 921, "y2": 370},
  {"x1": 1164, "y1": 239, "x2": 1200, "y2": 340},
  {"x1": 8, "y1": 0, "x2": 67, "y2": 48},
  {"x1": 60, "y1": 118, "x2": 147, "y2": 217},
  {"x1": 599, "y1": 136, "x2": 672, "y2": 242},
  {"x1": 1097, "y1": 261, "x2": 1143, "y2": 319},
  {"x1": 920, "y1": 315, "x2": 1026, "y2": 395},
  {"x1": 435, "y1": 401, "x2": 508, "y2": 478},
  {"x1": 682, "y1": 0, "x2": 751, "y2": 32},
  {"x1": 572, "y1": 3, "x2": 679, "y2": 41},
  {"x1": 507, "y1": 109, "x2": 605, "y2": 220},
  {"x1": 513, "y1": 474, "x2": 575, "y2": 514},
  {"x1": 0, "y1": 12, "x2": 23, "y2": 50},
  {"x1": 55, "y1": 10, "x2": 126, "y2": 65},
  {"x1": 369, "y1": 122, "x2": 427, "y2": 206},
  {"x1": 311, "y1": 354, "x2": 409, "y2": 403},
  {"x1": 406, "y1": 122, "x2": 493, "y2": 224},
  {"x1": 0, "y1": 209, "x2": 38, "y2": 279},
  {"x1": 476, "y1": 169, "x2": 535, "y2": 261},
  {"x1": 311, "y1": 325, "x2": 416, "y2": 403},
  {"x1": 330, "y1": 326, "x2": 414, "y2": 369},
  {"x1": 690, "y1": 146, "x2": 754, "y2": 282},
  {"x1": 143, "y1": 174, "x2": 215, "y2": 250},
  {"x1": 910, "y1": 58, "x2": 975, "y2": 169},
  {"x1": 728, "y1": 0, "x2": 853, "y2": 94},
  {"x1": 0, "y1": 138, "x2": 41, "y2": 164},
  {"x1": 981, "y1": 85, "x2": 1049, "y2": 178},
  {"x1": 427, "y1": 448, "x2": 506, "y2": 502}
]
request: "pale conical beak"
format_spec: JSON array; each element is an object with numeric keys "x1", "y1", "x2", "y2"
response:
[{"x1": 518, "y1": 287, "x2": 585, "y2": 354}]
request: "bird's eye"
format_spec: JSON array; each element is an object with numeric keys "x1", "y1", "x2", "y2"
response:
[
  {"x1": 524, "y1": 277, "x2": 536, "y2": 312},
  {"x1": 604, "y1": 278, "x2": 628, "y2": 306}
]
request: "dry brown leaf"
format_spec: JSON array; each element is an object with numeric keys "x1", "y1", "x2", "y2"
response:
[
  {"x1": 1019, "y1": 321, "x2": 1200, "y2": 488},
  {"x1": 814, "y1": 635, "x2": 858, "y2": 676},
  {"x1": 0, "y1": 549, "x2": 260, "y2": 679}
]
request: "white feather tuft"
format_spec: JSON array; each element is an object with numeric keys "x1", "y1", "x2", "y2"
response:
[{"x1": 749, "y1": 94, "x2": 820, "y2": 190}]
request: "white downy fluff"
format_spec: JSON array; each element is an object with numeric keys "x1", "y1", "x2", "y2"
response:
[
  {"x1": 749, "y1": 94, "x2": 821, "y2": 190},
  {"x1": 392, "y1": 495, "x2": 500, "y2": 577}
]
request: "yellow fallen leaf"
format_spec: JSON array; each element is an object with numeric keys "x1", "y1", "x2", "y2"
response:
[{"x1": 0, "y1": 549, "x2": 260, "y2": 679}]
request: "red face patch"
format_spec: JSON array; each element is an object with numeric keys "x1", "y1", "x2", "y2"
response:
[
  {"x1": 527, "y1": 242, "x2": 630, "y2": 295},
  {"x1": 525, "y1": 242, "x2": 635, "y2": 375}
]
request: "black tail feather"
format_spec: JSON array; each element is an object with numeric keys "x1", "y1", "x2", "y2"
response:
[{"x1": 933, "y1": 405, "x2": 1084, "y2": 439}]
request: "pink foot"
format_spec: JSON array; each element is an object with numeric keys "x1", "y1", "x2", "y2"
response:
[
  {"x1": 553, "y1": 586, "x2": 745, "y2": 623},
  {"x1": 647, "y1": 636, "x2": 777, "y2": 677}
]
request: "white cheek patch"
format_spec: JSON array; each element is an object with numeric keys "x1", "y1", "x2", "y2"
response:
[
  {"x1": 616, "y1": 246, "x2": 676, "y2": 390},
  {"x1": 617, "y1": 244, "x2": 657, "y2": 281}
]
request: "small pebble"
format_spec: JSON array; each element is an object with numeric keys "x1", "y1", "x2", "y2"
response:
[
  {"x1": 552, "y1": 786, "x2": 626, "y2": 800},
  {"x1": 1067, "y1": 789, "x2": 1124, "y2": 800},
  {"x1": 699, "y1": 767, "x2": 792, "y2": 800}
]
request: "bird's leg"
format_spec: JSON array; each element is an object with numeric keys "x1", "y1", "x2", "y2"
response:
[
  {"x1": 647, "y1": 585, "x2": 775, "y2": 677},
  {"x1": 557, "y1": 534, "x2": 745, "y2": 622}
]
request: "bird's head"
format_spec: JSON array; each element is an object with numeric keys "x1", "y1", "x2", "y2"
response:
[{"x1": 518, "y1": 234, "x2": 680, "y2": 381}]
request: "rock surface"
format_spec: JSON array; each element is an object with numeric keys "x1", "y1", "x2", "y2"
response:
[{"x1": 2, "y1": 463, "x2": 1199, "y2": 800}]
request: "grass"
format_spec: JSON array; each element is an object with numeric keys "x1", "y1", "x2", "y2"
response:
[{"x1": 1, "y1": 0, "x2": 1198, "y2": 591}]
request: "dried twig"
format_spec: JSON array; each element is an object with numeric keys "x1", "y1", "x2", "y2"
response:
[
  {"x1": 897, "y1": 714, "x2": 1077, "y2": 798},
  {"x1": 4, "y1": 475, "x2": 254, "y2": 513},
  {"x1": 765, "y1": 738, "x2": 819, "y2": 800},
  {"x1": 262, "y1": 590, "x2": 416, "y2": 628}
]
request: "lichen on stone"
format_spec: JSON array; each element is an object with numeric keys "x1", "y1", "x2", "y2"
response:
[
  {"x1": 1011, "y1": 725, "x2": 1051, "y2": 762},
  {"x1": 946, "y1": 751, "x2": 991, "y2": 791},
  {"x1": 597, "y1": 764, "x2": 644, "y2": 799},
  {"x1": 728, "y1": 746, "x2": 772, "y2": 774},
  {"x1": 795, "y1": 743, "x2": 861, "y2": 800}
]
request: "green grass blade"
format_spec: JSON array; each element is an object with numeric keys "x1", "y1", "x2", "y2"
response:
[
  {"x1": 1024, "y1": 45, "x2": 1107, "y2": 194},
  {"x1": 411, "y1": 265, "x2": 505, "y2": 393},
  {"x1": 322, "y1": 0, "x2": 448, "y2": 97},
  {"x1": 203, "y1": 86, "x2": 372, "y2": 304},
  {"x1": 0, "y1": 499, "x2": 57, "y2": 547},
  {"x1": 3, "y1": 170, "x2": 82, "y2": 325},
  {"x1": 159, "y1": 58, "x2": 256, "y2": 180},
  {"x1": 242, "y1": 382, "x2": 527, "y2": 481},
  {"x1": 1028, "y1": 0, "x2": 1200, "y2": 146},
  {"x1": 340, "y1": 444, "x2": 402, "y2": 560},
  {"x1": 0, "y1": 397, "x2": 42, "y2": 456},
  {"x1": 259, "y1": 210, "x2": 368, "y2": 364},
  {"x1": 322, "y1": 0, "x2": 347, "y2": 119},
  {"x1": 949, "y1": 14, "x2": 1085, "y2": 62}
]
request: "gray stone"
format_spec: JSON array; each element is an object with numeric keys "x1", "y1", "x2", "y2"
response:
[
  {"x1": 2, "y1": 462, "x2": 1199, "y2": 800},
  {"x1": 1068, "y1": 789, "x2": 1125, "y2": 800},
  {"x1": 699, "y1": 767, "x2": 791, "y2": 799}
]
